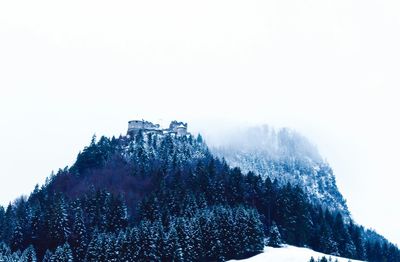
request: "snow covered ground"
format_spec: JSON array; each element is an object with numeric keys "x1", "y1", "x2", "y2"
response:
[{"x1": 229, "y1": 245, "x2": 364, "y2": 262}]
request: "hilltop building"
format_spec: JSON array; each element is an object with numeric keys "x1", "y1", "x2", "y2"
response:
[{"x1": 127, "y1": 119, "x2": 188, "y2": 136}]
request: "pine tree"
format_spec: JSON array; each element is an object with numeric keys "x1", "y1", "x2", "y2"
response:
[
  {"x1": 319, "y1": 223, "x2": 339, "y2": 256},
  {"x1": 21, "y1": 245, "x2": 37, "y2": 262},
  {"x1": 70, "y1": 206, "x2": 88, "y2": 261},
  {"x1": 104, "y1": 194, "x2": 128, "y2": 232},
  {"x1": 10, "y1": 250, "x2": 22, "y2": 261},
  {"x1": 85, "y1": 234, "x2": 107, "y2": 262},
  {"x1": 42, "y1": 250, "x2": 53, "y2": 262},
  {"x1": 348, "y1": 222, "x2": 365, "y2": 260},
  {"x1": 30, "y1": 207, "x2": 45, "y2": 255},
  {"x1": 268, "y1": 221, "x2": 282, "y2": 247},
  {"x1": 292, "y1": 186, "x2": 312, "y2": 246},
  {"x1": 48, "y1": 196, "x2": 70, "y2": 248},
  {"x1": 246, "y1": 208, "x2": 265, "y2": 253},
  {"x1": 104, "y1": 234, "x2": 119, "y2": 262},
  {"x1": 3, "y1": 204, "x2": 15, "y2": 244},
  {"x1": 138, "y1": 221, "x2": 160, "y2": 261},
  {"x1": 0, "y1": 241, "x2": 11, "y2": 257},
  {"x1": 332, "y1": 213, "x2": 355, "y2": 257},
  {"x1": 116, "y1": 230, "x2": 139, "y2": 261},
  {"x1": 11, "y1": 221, "x2": 24, "y2": 251},
  {"x1": 176, "y1": 217, "x2": 197, "y2": 261},
  {"x1": 275, "y1": 184, "x2": 297, "y2": 244},
  {"x1": 52, "y1": 243, "x2": 73, "y2": 262}
]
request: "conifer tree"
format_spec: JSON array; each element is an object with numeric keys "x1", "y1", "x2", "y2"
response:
[
  {"x1": 11, "y1": 221, "x2": 24, "y2": 251},
  {"x1": 49, "y1": 196, "x2": 70, "y2": 248},
  {"x1": 163, "y1": 225, "x2": 179, "y2": 261},
  {"x1": 138, "y1": 221, "x2": 160, "y2": 261},
  {"x1": 85, "y1": 234, "x2": 107, "y2": 262},
  {"x1": 41, "y1": 250, "x2": 53, "y2": 262},
  {"x1": 104, "y1": 235, "x2": 119, "y2": 262},
  {"x1": 268, "y1": 221, "x2": 282, "y2": 247},
  {"x1": 246, "y1": 209, "x2": 265, "y2": 253},
  {"x1": 52, "y1": 242, "x2": 73, "y2": 262},
  {"x1": 21, "y1": 245, "x2": 37, "y2": 262},
  {"x1": 70, "y1": 206, "x2": 87, "y2": 261},
  {"x1": 0, "y1": 241, "x2": 11, "y2": 257}
]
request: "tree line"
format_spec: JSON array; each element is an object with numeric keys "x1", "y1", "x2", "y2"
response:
[{"x1": 0, "y1": 132, "x2": 398, "y2": 261}]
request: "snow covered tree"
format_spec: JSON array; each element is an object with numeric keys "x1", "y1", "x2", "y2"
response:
[
  {"x1": 245, "y1": 209, "x2": 265, "y2": 253},
  {"x1": 85, "y1": 234, "x2": 107, "y2": 262},
  {"x1": 70, "y1": 206, "x2": 88, "y2": 261},
  {"x1": 21, "y1": 245, "x2": 37, "y2": 262},
  {"x1": 48, "y1": 196, "x2": 70, "y2": 249},
  {"x1": 163, "y1": 226, "x2": 179, "y2": 261},
  {"x1": 104, "y1": 234, "x2": 119, "y2": 262},
  {"x1": 0, "y1": 241, "x2": 11, "y2": 257},
  {"x1": 11, "y1": 221, "x2": 24, "y2": 251},
  {"x1": 104, "y1": 194, "x2": 128, "y2": 232},
  {"x1": 138, "y1": 221, "x2": 160, "y2": 261},
  {"x1": 41, "y1": 250, "x2": 53, "y2": 262},
  {"x1": 319, "y1": 223, "x2": 339, "y2": 256},
  {"x1": 268, "y1": 221, "x2": 282, "y2": 247},
  {"x1": 52, "y1": 242, "x2": 73, "y2": 262}
]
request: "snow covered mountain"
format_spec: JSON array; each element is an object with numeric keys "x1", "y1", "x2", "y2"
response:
[
  {"x1": 229, "y1": 245, "x2": 364, "y2": 262},
  {"x1": 1, "y1": 121, "x2": 399, "y2": 261},
  {"x1": 212, "y1": 125, "x2": 350, "y2": 219}
]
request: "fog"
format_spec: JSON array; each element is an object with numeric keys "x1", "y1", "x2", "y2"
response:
[
  {"x1": 1, "y1": 0, "x2": 400, "y2": 245},
  {"x1": 204, "y1": 125, "x2": 323, "y2": 163}
]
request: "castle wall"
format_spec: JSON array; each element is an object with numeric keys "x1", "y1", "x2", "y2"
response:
[
  {"x1": 128, "y1": 120, "x2": 188, "y2": 136},
  {"x1": 128, "y1": 121, "x2": 144, "y2": 130},
  {"x1": 176, "y1": 127, "x2": 187, "y2": 136}
]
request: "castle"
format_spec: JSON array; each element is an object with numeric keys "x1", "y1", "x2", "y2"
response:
[{"x1": 127, "y1": 119, "x2": 188, "y2": 136}]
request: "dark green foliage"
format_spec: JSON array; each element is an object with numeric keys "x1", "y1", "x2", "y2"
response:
[
  {"x1": 70, "y1": 205, "x2": 88, "y2": 261},
  {"x1": 42, "y1": 250, "x2": 53, "y2": 262},
  {"x1": 72, "y1": 135, "x2": 113, "y2": 175},
  {"x1": 320, "y1": 257, "x2": 328, "y2": 262},
  {"x1": 52, "y1": 242, "x2": 73, "y2": 262},
  {"x1": 21, "y1": 245, "x2": 37, "y2": 262},
  {"x1": 0, "y1": 132, "x2": 398, "y2": 261},
  {"x1": 268, "y1": 221, "x2": 282, "y2": 247},
  {"x1": 310, "y1": 256, "x2": 340, "y2": 262}
]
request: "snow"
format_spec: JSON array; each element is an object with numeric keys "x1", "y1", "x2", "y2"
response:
[{"x1": 229, "y1": 245, "x2": 364, "y2": 262}]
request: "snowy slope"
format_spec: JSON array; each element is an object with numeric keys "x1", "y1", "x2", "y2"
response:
[
  {"x1": 212, "y1": 125, "x2": 350, "y2": 219},
  {"x1": 229, "y1": 245, "x2": 364, "y2": 262}
]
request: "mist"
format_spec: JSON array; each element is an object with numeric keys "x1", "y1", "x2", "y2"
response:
[
  {"x1": 204, "y1": 124, "x2": 322, "y2": 163},
  {"x1": 1, "y1": 0, "x2": 400, "y2": 246}
]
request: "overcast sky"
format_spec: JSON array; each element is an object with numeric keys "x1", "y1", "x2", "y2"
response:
[{"x1": 1, "y1": 0, "x2": 400, "y2": 245}]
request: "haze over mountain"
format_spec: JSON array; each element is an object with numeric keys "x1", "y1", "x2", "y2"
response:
[
  {"x1": 212, "y1": 125, "x2": 350, "y2": 219},
  {"x1": 0, "y1": 120, "x2": 399, "y2": 261},
  {"x1": 1, "y1": 0, "x2": 400, "y2": 251}
]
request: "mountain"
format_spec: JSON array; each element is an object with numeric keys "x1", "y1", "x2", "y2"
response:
[
  {"x1": 0, "y1": 120, "x2": 399, "y2": 262},
  {"x1": 212, "y1": 125, "x2": 350, "y2": 219}
]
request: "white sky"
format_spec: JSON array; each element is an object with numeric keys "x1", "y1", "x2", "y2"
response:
[{"x1": 1, "y1": 0, "x2": 399, "y2": 245}]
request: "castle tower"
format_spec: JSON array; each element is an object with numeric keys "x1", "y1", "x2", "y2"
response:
[{"x1": 127, "y1": 120, "x2": 161, "y2": 134}]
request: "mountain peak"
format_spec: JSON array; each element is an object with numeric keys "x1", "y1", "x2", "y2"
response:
[{"x1": 212, "y1": 125, "x2": 350, "y2": 219}]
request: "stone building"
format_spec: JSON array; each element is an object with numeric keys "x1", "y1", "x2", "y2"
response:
[
  {"x1": 127, "y1": 119, "x2": 188, "y2": 136},
  {"x1": 127, "y1": 120, "x2": 161, "y2": 134}
]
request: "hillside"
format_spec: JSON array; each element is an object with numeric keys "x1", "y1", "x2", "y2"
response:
[
  {"x1": 212, "y1": 125, "x2": 350, "y2": 219},
  {"x1": 0, "y1": 121, "x2": 399, "y2": 261}
]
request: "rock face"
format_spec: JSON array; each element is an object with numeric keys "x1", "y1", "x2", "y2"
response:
[{"x1": 211, "y1": 125, "x2": 350, "y2": 219}]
